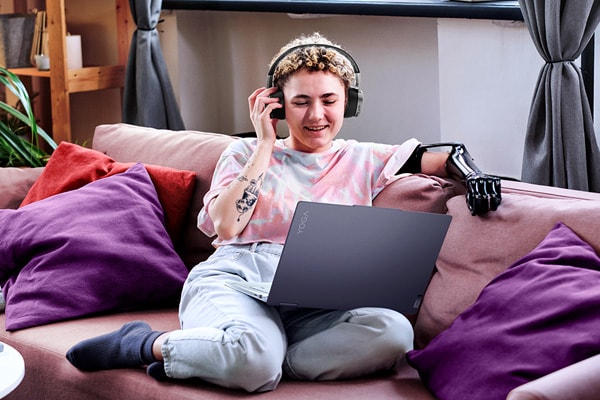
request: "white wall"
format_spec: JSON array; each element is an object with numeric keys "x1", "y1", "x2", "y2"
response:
[
  {"x1": 172, "y1": 11, "x2": 440, "y2": 145},
  {"x1": 438, "y1": 19, "x2": 540, "y2": 179},
  {"x1": 163, "y1": 11, "x2": 547, "y2": 179}
]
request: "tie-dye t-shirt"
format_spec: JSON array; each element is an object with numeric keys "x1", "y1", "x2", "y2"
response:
[{"x1": 198, "y1": 137, "x2": 420, "y2": 246}]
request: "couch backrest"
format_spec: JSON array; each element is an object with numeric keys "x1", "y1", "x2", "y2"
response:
[
  {"x1": 0, "y1": 167, "x2": 44, "y2": 209},
  {"x1": 92, "y1": 123, "x2": 236, "y2": 268}
]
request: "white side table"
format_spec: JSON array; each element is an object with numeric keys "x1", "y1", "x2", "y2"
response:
[{"x1": 0, "y1": 342, "x2": 25, "y2": 398}]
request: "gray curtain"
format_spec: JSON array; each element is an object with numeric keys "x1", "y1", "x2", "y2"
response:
[
  {"x1": 519, "y1": 0, "x2": 600, "y2": 192},
  {"x1": 123, "y1": 0, "x2": 185, "y2": 130}
]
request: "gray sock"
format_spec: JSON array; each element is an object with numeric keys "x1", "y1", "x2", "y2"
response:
[{"x1": 66, "y1": 321, "x2": 162, "y2": 371}]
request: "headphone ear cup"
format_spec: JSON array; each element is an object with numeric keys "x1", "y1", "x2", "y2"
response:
[
  {"x1": 344, "y1": 87, "x2": 363, "y2": 118},
  {"x1": 269, "y1": 90, "x2": 285, "y2": 120}
]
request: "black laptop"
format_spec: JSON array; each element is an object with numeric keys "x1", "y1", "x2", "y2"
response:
[{"x1": 227, "y1": 201, "x2": 451, "y2": 313}]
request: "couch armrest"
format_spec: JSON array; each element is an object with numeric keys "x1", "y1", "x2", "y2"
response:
[{"x1": 507, "y1": 354, "x2": 600, "y2": 400}]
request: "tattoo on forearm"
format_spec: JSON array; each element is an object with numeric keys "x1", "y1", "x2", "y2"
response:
[{"x1": 235, "y1": 173, "x2": 264, "y2": 221}]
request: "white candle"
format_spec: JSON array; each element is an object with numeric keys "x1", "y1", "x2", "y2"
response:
[{"x1": 66, "y1": 34, "x2": 82, "y2": 70}]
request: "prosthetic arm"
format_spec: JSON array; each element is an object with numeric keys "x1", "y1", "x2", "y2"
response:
[{"x1": 401, "y1": 143, "x2": 502, "y2": 216}]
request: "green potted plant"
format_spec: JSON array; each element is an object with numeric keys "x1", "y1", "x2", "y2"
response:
[{"x1": 0, "y1": 66, "x2": 57, "y2": 167}]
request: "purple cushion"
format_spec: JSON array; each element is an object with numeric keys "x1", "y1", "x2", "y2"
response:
[
  {"x1": 0, "y1": 164, "x2": 189, "y2": 330},
  {"x1": 407, "y1": 222, "x2": 600, "y2": 400}
]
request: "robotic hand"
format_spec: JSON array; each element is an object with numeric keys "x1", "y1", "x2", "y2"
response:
[{"x1": 414, "y1": 143, "x2": 502, "y2": 216}]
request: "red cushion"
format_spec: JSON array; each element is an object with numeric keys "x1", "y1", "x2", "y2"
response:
[{"x1": 20, "y1": 142, "x2": 196, "y2": 243}]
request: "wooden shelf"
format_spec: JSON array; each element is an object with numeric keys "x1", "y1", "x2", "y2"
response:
[
  {"x1": 67, "y1": 65, "x2": 126, "y2": 93},
  {"x1": 9, "y1": 0, "x2": 132, "y2": 144},
  {"x1": 8, "y1": 67, "x2": 51, "y2": 78},
  {"x1": 9, "y1": 65, "x2": 126, "y2": 92}
]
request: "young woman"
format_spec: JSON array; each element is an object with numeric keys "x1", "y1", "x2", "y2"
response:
[{"x1": 66, "y1": 32, "x2": 499, "y2": 392}]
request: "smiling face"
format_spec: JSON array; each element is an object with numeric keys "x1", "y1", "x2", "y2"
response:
[{"x1": 282, "y1": 70, "x2": 346, "y2": 153}]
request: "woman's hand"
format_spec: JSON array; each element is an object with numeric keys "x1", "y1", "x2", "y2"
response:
[{"x1": 248, "y1": 87, "x2": 282, "y2": 145}]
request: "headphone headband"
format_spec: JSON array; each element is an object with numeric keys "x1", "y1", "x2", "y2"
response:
[{"x1": 266, "y1": 44, "x2": 361, "y2": 88}]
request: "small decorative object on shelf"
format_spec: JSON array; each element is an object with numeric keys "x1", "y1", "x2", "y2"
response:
[
  {"x1": 34, "y1": 54, "x2": 50, "y2": 71},
  {"x1": 0, "y1": 12, "x2": 36, "y2": 69}
]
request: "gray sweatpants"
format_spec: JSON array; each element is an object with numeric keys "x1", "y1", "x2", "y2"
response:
[{"x1": 162, "y1": 243, "x2": 414, "y2": 392}]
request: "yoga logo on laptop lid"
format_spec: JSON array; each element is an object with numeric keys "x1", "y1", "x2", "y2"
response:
[{"x1": 295, "y1": 209, "x2": 310, "y2": 235}]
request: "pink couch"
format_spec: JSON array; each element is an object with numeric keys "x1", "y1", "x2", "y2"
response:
[{"x1": 1, "y1": 123, "x2": 600, "y2": 399}]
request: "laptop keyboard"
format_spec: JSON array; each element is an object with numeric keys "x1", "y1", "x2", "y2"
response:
[{"x1": 241, "y1": 282, "x2": 270, "y2": 295}]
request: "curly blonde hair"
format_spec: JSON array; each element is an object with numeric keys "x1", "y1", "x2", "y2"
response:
[{"x1": 269, "y1": 32, "x2": 356, "y2": 91}]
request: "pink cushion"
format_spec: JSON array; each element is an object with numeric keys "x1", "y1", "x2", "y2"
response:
[
  {"x1": 373, "y1": 174, "x2": 461, "y2": 213},
  {"x1": 415, "y1": 189, "x2": 600, "y2": 348},
  {"x1": 0, "y1": 167, "x2": 44, "y2": 209}
]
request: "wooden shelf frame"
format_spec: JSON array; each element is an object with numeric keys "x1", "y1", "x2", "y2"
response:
[{"x1": 9, "y1": 0, "x2": 132, "y2": 143}]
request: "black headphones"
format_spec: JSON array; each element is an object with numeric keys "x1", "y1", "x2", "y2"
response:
[{"x1": 266, "y1": 44, "x2": 363, "y2": 120}]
